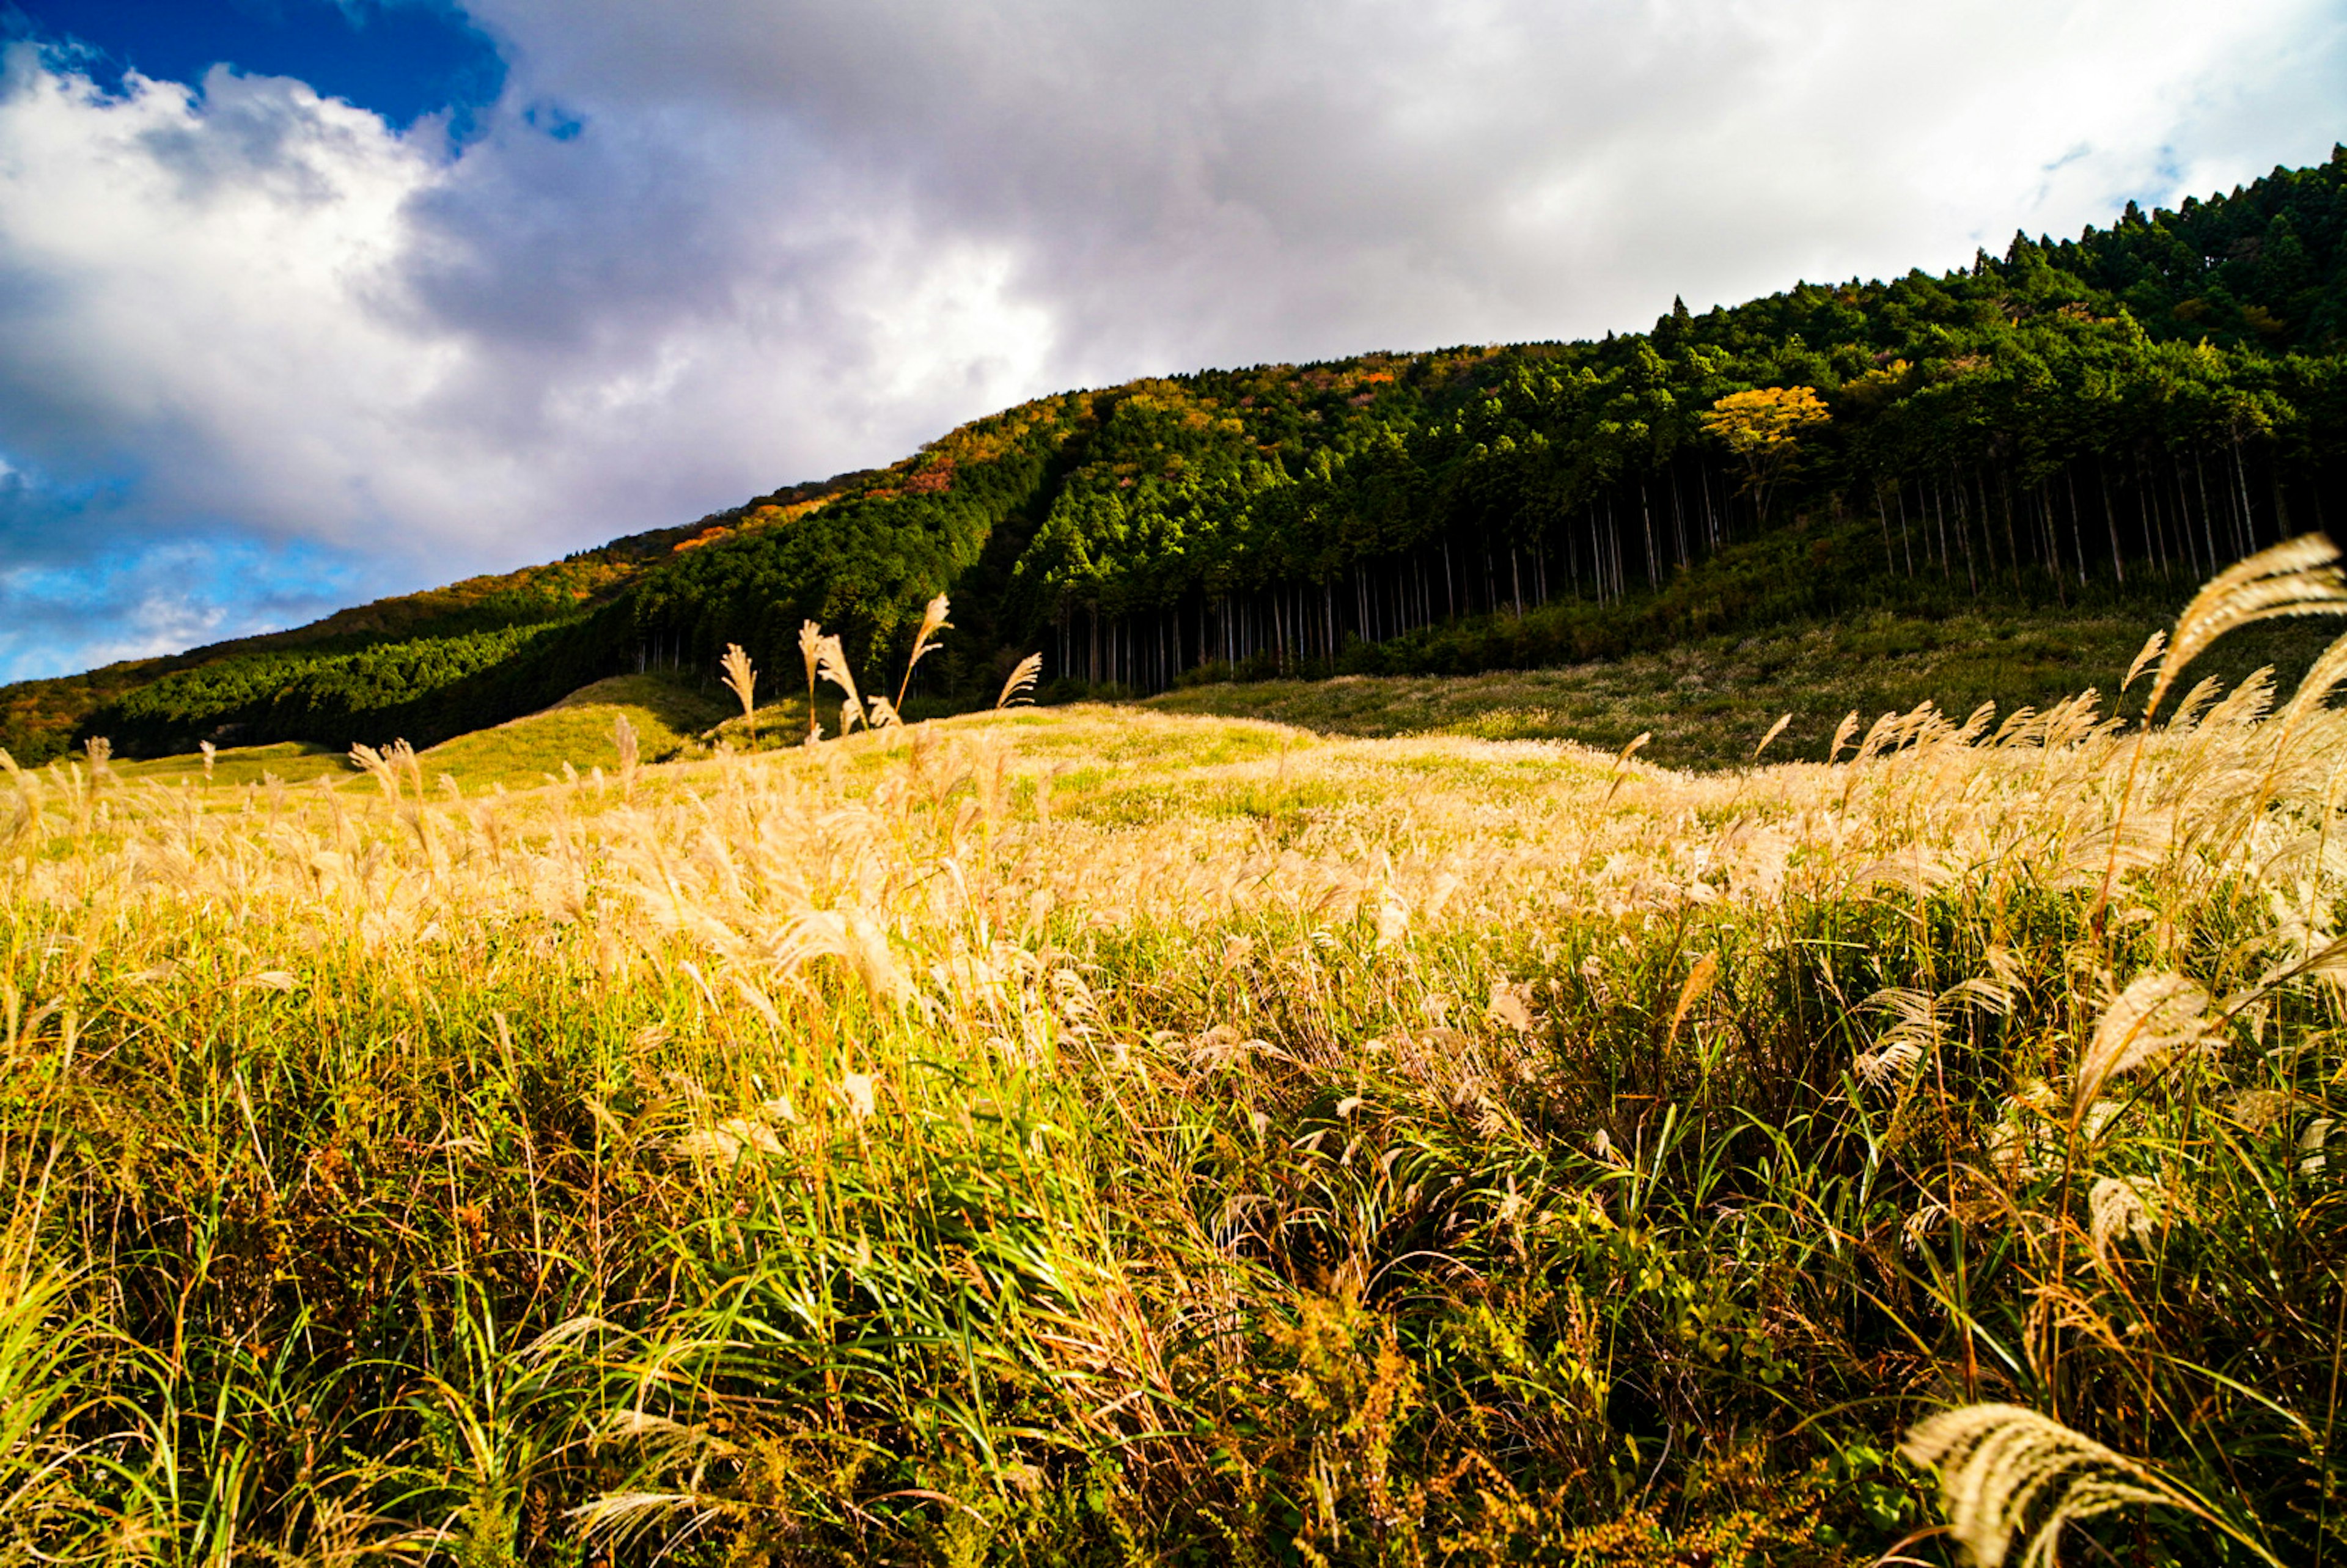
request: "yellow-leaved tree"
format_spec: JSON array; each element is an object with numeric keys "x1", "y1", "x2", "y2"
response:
[{"x1": 1700, "y1": 385, "x2": 1829, "y2": 527}]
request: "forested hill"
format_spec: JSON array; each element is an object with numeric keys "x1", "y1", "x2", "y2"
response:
[{"x1": 9, "y1": 147, "x2": 2347, "y2": 764}]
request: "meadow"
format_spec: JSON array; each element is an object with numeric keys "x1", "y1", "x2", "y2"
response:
[
  {"x1": 4, "y1": 546, "x2": 2346, "y2": 1566},
  {"x1": 1143, "y1": 604, "x2": 2347, "y2": 771}
]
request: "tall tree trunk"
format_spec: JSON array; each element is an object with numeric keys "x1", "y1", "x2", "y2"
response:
[
  {"x1": 2232, "y1": 435, "x2": 2257, "y2": 553},
  {"x1": 2096, "y1": 456, "x2": 2125, "y2": 585},
  {"x1": 2041, "y1": 488, "x2": 2068, "y2": 607},
  {"x1": 2192, "y1": 449, "x2": 2219, "y2": 571},
  {"x1": 2074, "y1": 469, "x2": 2093, "y2": 592},
  {"x1": 1949, "y1": 472, "x2": 1977, "y2": 596},
  {"x1": 1991, "y1": 463, "x2": 2019, "y2": 586},
  {"x1": 1933, "y1": 477, "x2": 1951, "y2": 579},
  {"x1": 1669, "y1": 462, "x2": 1690, "y2": 568},
  {"x1": 2134, "y1": 453, "x2": 2162, "y2": 579},
  {"x1": 1639, "y1": 482, "x2": 1659, "y2": 589}
]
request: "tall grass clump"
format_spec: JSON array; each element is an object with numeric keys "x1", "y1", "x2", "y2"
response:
[
  {"x1": 720, "y1": 642, "x2": 758, "y2": 747},
  {"x1": 2, "y1": 541, "x2": 2345, "y2": 1564}
]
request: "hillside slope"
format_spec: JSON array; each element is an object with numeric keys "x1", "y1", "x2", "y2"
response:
[{"x1": 8, "y1": 147, "x2": 2347, "y2": 763}]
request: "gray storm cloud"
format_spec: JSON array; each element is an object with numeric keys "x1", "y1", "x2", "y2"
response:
[{"x1": 1, "y1": 0, "x2": 2344, "y2": 679}]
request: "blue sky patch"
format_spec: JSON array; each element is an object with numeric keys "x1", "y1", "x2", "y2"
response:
[{"x1": 6, "y1": 0, "x2": 505, "y2": 138}]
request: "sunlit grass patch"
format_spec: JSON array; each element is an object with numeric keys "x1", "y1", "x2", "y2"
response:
[
  {"x1": 419, "y1": 672, "x2": 729, "y2": 788},
  {"x1": 108, "y1": 739, "x2": 348, "y2": 788},
  {"x1": 1145, "y1": 604, "x2": 2344, "y2": 768}
]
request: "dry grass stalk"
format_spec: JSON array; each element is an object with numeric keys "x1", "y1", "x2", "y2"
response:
[
  {"x1": 2086, "y1": 1176, "x2": 2158, "y2": 1264},
  {"x1": 798, "y1": 620, "x2": 825, "y2": 744},
  {"x1": 815, "y1": 635, "x2": 864, "y2": 733},
  {"x1": 2143, "y1": 533, "x2": 2347, "y2": 719},
  {"x1": 348, "y1": 742, "x2": 400, "y2": 801},
  {"x1": 894, "y1": 592, "x2": 952, "y2": 713},
  {"x1": 2122, "y1": 629, "x2": 2167, "y2": 693},
  {"x1": 997, "y1": 652, "x2": 1043, "y2": 710},
  {"x1": 719, "y1": 643, "x2": 757, "y2": 746},
  {"x1": 1827, "y1": 709, "x2": 1860, "y2": 762},
  {"x1": 1901, "y1": 1404, "x2": 2261, "y2": 1568},
  {"x1": 1601, "y1": 730, "x2": 1650, "y2": 805},
  {"x1": 2077, "y1": 973, "x2": 2208, "y2": 1108}
]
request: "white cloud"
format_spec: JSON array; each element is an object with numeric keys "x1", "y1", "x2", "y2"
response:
[
  {"x1": 1, "y1": 0, "x2": 2343, "y2": 680},
  {"x1": 464, "y1": 0, "x2": 2347, "y2": 360},
  {"x1": 0, "y1": 54, "x2": 445, "y2": 533}
]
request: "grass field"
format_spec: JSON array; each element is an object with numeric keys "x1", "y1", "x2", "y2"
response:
[
  {"x1": 414, "y1": 673, "x2": 732, "y2": 788},
  {"x1": 3, "y1": 554, "x2": 2346, "y2": 1565},
  {"x1": 108, "y1": 739, "x2": 351, "y2": 789},
  {"x1": 1146, "y1": 604, "x2": 2346, "y2": 768}
]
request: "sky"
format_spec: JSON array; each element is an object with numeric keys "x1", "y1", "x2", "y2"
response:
[{"x1": 0, "y1": 0, "x2": 2343, "y2": 683}]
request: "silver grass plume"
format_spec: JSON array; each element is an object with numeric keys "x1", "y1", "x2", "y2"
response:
[
  {"x1": 894, "y1": 592, "x2": 951, "y2": 713},
  {"x1": 815, "y1": 635, "x2": 864, "y2": 733},
  {"x1": 718, "y1": 643, "x2": 757, "y2": 746},
  {"x1": 2144, "y1": 533, "x2": 2347, "y2": 720},
  {"x1": 1903, "y1": 1404, "x2": 2209, "y2": 1568},
  {"x1": 2166, "y1": 674, "x2": 2225, "y2": 731},
  {"x1": 2087, "y1": 1176, "x2": 2159, "y2": 1264},
  {"x1": 1601, "y1": 731, "x2": 1650, "y2": 805},
  {"x1": 1858, "y1": 969, "x2": 2017, "y2": 1090},
  {"x1": 348, "y1": 742, "x2": 400, "y2": 801},
  {"x1": 2077, "y1": 972, "x2": 2209, "y2": 1108},
  {"x1": 2121, "y1": 629, "x2": 2166, "y2": 694},
  {"x1": 996, "y1": 651, "x2": 1043, "y2": 710},
  {"x1": 385, "y1": 738, "x2": 422, "y2": 797},
  {"x1": 797, "y1": 620, "x2": 823, "y2": 743},
  {"x1": 1827, "y1": 709, "x2": 1860, "y2": 762}
]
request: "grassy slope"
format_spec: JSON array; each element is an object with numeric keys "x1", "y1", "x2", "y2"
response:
[
  {"x1": 106, "y1": 740, "x2": 351, "y2": 788},
  {"x1": 415, "y1": 673, "x2": 731, "y2": 789},
  {"x1": 96, "y1": 673, "x2": 732, "y2": 793},
  {"x1": 1146, "y1": 603, "x2": 2342, "y2": 767},
  {"x1": 6, "y1": 670, "x2": 2342, "y2": 1563}
]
